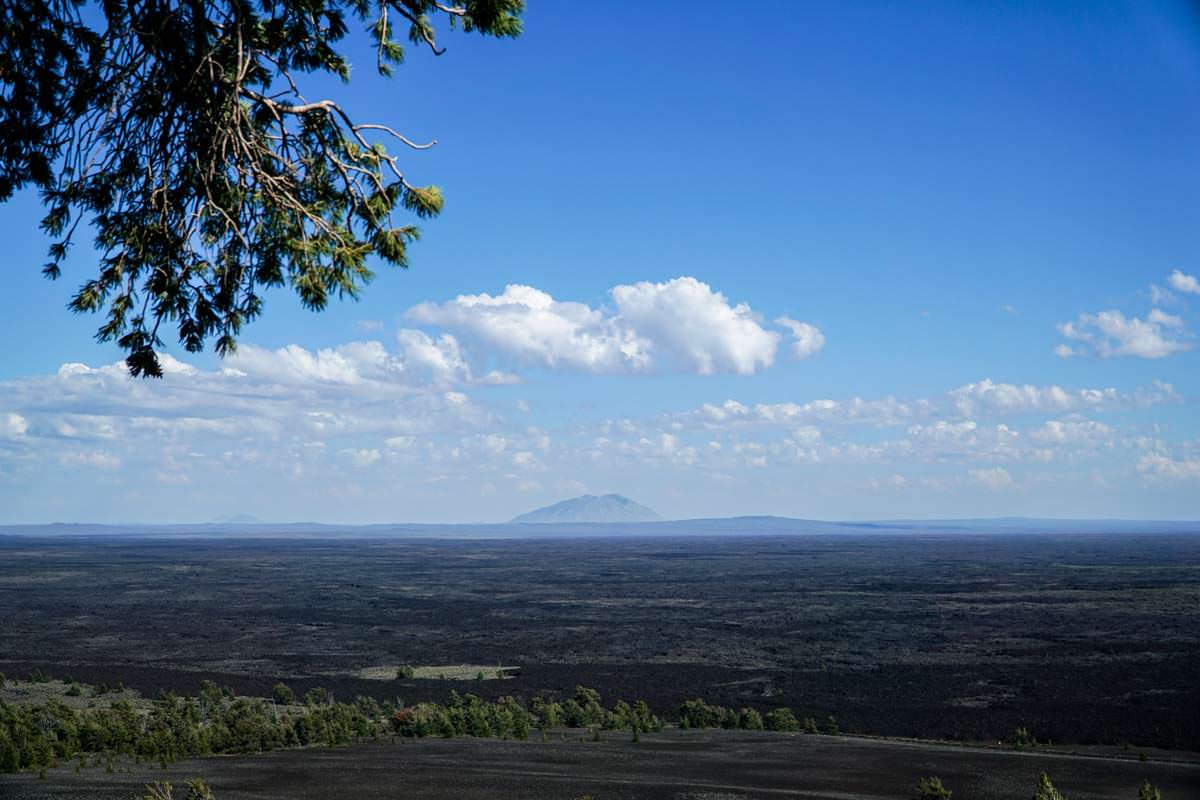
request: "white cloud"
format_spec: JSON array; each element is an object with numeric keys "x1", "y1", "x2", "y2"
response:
[
  {"x1": 776, "y1": 317, "x2": 826, "y2": 360},
  {"x1": 949, "y1": 379, "x2": 1121, "y2": 417},
  {"x1": 341, "y1": 448, "x2": 382, "y2": 468},
  {"x1": 58, "y1": 450, "x2": 122, "y2": 470},
  {"x1": 394, "y1": 329, "x2": 516, "y2": 387},
  {"x1": 1030, "y1": 419, "x2": 1113, "y2": 445},
  {"x1": 1167, "y1": 269, "x2": 1200, "y2": 296},
  {"x1": 223, "y1": 332, "x2": 513, "y2": 391},
  {"x1": 1056, "y1": 309, "x2": 1191, "y2": 359},
  {"x1": 674, "y1": 380, "x2": 1175, "y2": 443},
  {"x1": 0, "y1": 346, "x2": 499, "y2": 495},
  {"x1": 609, "y1": 277, "x2": 780, "y2": 374},
  {"x1": 907, "y1": 420, "x2": 979, "y2": 442},
  {"x1": 1133, "y1": 380, "x2": 1183, "y2": 407},
  {"x1": 1149, "y1": 285, "x2": 1177, "y2": 306},
  {"x1": 1137, "y1": 453, "x2": 1200, "y2": 481},
  {"x1": 969, "y1": 467, "x2": 1016, "y2": 490},
  {"x1": 409, "y1": 277, "x2": 797, "y2": 376},
  {"x1": 685, "y1": 395, "x2": 914, "y2": 429},
  {"x1": 0, "y1": 412, "x2": 28, "y2": 437},
  {"x1": 408, "y1": 283, "x2": 651, "y2": 373}
]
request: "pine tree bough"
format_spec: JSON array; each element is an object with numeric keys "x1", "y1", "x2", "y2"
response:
[{"x1": 0, "y1": 0, "x2": 523, "y2": 376}]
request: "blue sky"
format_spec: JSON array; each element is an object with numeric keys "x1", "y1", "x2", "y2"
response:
[{"x1": 2, "y1": 0, "x2": 1200, "y2": 523}]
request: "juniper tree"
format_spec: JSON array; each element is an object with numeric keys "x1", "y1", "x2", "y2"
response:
[
  {"x1": 1137, "y1": 781, "x2": 1161, "y2": 800},
  {"x1": 914, "y1": 776, "x2": 952, "y2": 800},
  {"x1": 0, "y1": 0, "x2": 523, "y2": 376},
  {"x1": 270, "y1": 682, "x2": 294, "y2": 705},
  {"x1": 1032, "y1": 773, "x2": 1067, "y2": 800}
]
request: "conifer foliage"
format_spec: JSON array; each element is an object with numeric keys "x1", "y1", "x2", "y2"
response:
[{"x1": 0, "y1": 1, "x2": 523, "y2": 376}]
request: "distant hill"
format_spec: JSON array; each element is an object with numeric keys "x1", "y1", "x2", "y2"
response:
[
  {"x1": 511, "y1": 494, "x2": 662, "y2": 524},
  {"x1": 210, "y1": 514, "x2": 263, "y2": 524}
]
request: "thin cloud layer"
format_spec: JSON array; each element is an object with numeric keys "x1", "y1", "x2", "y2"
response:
[
  {"x1": 226, "y1": 333, "x2": 516, "y2": 390},
  {"x1": 676, "y1": 379, "x2": 1175, "y2": 433},
  {"x1": 0, "y1": 346, "x2": 1193, "y2": 522},
  {"x1": 948, "y1": 379, "x2": 1125, "y2": 417}
]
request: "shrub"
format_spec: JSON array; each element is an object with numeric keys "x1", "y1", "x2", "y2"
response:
[
  {"x1": 739, "y1": 708, "x2": 764, "y2": 731},
  {"x1": 1013, "y1": 726, "x2": 1037, "y2": 748},
  {"x1": 531, "y1": 697, "x2": 562, "y2": 729},
  {"x1": 141, "y1": 780, "x2": 212, "y2": 800},
  {"x1": 914, "y1": 776, "x2": 952, "y2": 800},
  {"x1": 271, "y1": 683, "x2": 294, "y2": 705},
  {"x1": 395, "y1": 665, "x2": 415, "y2": 680},
  {"x1": 766, "y1": 708, "x2": 800, "y2": 732},
  {"x1": 678, "y1": 698, "x2": 724, "y2": 730},
  {"x1": 561, "y1": 686, "x2": 605, "y2": 728},
  {"x1": 1137, "y1": 781, "x2": 1161, "y2": 800},
  {"x1": 1032, "y1": 773, "x2": 1066, "y2": 800},
  {"x1": 824, "y1": 715, "x2": 840, "y2": 736}
]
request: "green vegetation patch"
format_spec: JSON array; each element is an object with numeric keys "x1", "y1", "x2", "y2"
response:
[
  {"x1": 0, "y1": 680, "x2": 660, "y2": 775},
  {"x1": 355, "y1": 664, "x2": 520, "y2": 681}
]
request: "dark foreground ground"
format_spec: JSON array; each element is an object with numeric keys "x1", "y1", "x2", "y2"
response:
[
  {"x1": 2, "y1": 532, "x2": 1199, "y2": 749},
  {"x1": 3, "y1": 730, "x2": 1198, "y2": 800}
]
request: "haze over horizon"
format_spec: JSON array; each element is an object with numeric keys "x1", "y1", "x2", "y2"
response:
[{"x1": 2, "y1": 2, "x2": 1200, "y2": 524}]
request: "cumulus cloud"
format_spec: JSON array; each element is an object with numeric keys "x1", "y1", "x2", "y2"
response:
[
  {"x1": 1167, "y1": 269, "x2": 1200, "y2": 296},
  {"x1": 409, "y1": 284, "x2": 649, "y2": 373},
  {"x1": 776, "y1": 317, "x2": 826, "y2": 359},
  {"x1": 409, "y1": 277, "x2": 814, "y2": 376},
  {"x1": 1056, "y1": 309, "x2": 1191, "y2": 359},
  {"x1": 610, "y1": 278, "x2": 781, "y2": 374}
]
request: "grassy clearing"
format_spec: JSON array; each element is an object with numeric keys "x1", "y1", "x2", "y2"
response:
[
  {"x1": 353, "y1": 665, "x2": 520, "y2": 681},
  {"x1": 0, "y1": 678, "x2": 146, "y2": 711}
]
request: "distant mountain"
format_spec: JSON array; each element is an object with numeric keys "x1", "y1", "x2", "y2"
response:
[
  {"x1": 210, "y1": 514, "x2": 263, "y2": 525},
  {"x1": 511, "y1": 494, "x2": 662, "y2": 524}
]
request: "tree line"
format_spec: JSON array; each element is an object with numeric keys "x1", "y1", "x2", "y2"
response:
[
  {"x1": 0, "y1": 678, "x2": 1173, "y2": 800},
  {"x1": 0, "y1": 681, "x2": 666, "y2": 774},
  {"x1": 0, "y1": 681, "x2": 378, "y2": 774}
]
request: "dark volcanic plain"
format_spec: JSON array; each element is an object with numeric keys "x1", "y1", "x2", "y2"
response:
[
  {"x1": 2, "y1": 530, "x2": 1199, "y2": 798},
  {"x1": 3, "y1": 532, "x2": 1199, "y2": 748},
  {"x1": 4, "y1": 731, "x2": 1199, "y2": 800}
]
